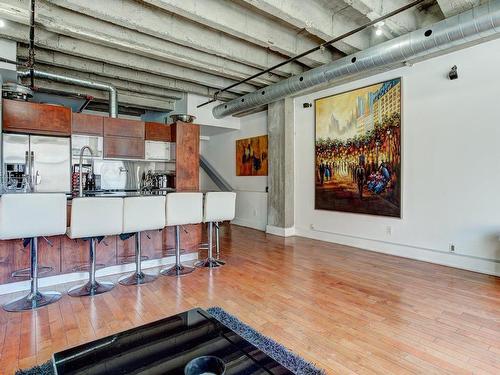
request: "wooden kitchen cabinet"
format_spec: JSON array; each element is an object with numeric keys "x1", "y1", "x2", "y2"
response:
[
  {"x1": 104, "y1": 136, "x2": 145, "y2": 159},
  {"x1": 61, "y1": 236, "x2": 117, "y2": 273},
  {"x1": 145, "y1": 122, "x2": 173, "y2": 142},
  {"x1": 104, "y1": 117, "x2": 145, "y2": 138},
  {"x1": 3, "y1": 99, "x2": 71, "y2": 136},
  {"x1": 72, "y1": 112, "x2": 104, "y2": 136},
  {"x1": 0, "y1": 237, "x2": 61, "y2": 284}
]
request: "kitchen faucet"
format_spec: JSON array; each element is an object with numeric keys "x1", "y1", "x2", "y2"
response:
[{"x1": 79, "y1": 146, "x2": 94, "y2": 197}]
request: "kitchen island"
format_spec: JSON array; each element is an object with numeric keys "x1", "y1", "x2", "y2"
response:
[{"x1": 0, "y1": 99, "x2": 201, "y2": 287}]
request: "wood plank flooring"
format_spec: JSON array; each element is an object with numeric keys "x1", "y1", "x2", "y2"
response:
[{"x1": 0, "y1": 225, "x2": 499, "y2": 374}]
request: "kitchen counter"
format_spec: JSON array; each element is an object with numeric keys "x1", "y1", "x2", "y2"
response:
[{"x1": 67, "y1": 189, "x2": 176, "y2": 200}]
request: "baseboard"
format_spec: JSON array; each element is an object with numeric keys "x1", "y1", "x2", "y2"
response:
[
  {"x1": 231, "y1": 217, "x2": 266, "y2": 231},
  {"x1": 0, "y1": 253, "x2": 199, "y2": 296},
  {"x1": 295, "y1": 227, "x2": 500, "y2": 277},
  {"x1": 266, "y1": 225, "x2": 296, "y2": 237}
]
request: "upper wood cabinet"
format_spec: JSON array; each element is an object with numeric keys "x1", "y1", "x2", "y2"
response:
[
  {"x1": 145, "y1": 122, "x2": 173, "y2": 142},
  {"x1": 104, "y1": 136, "x2": 145, "y2": 159},
  {"x1": 2, "y1": 99, "x2": 71, "y2": 136},
  {"x1": 103, "y1": 117, "x2": 145, "y2": 138},
  {"x1": 72, "y1": 113, "x2": 104, "y2": 136}
]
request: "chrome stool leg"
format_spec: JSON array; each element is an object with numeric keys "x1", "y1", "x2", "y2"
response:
[
  {"x1": 120, "y1": 232, "x2": 157, "y2": 285},
  {"x1": 3, "y1": 237, "x2": 62, "y2": 312},
  {"x1": 214, "y1": 222, "x2": 225, "y2": 264},
  {"x1": 161, "y1": 226, "x2": 195, "y2": 276},
  {"x1": 195, "y1": 222, "x2": 224, "y2": 268},
  {"x1": 68, "y1": 238, "x2": 114, "y2": 297}
]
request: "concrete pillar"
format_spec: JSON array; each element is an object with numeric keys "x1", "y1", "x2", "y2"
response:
[{"x1": 266, "y1": 98, "x2": 294, "y2": 236}]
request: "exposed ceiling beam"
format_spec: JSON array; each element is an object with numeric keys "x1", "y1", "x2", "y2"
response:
[
  {"x1": 135, "y1": 0, "x2": 339, "y2": 67},
  {"x1": 45, "y1": 0, "x2": 306, "y2": 75},
  {"x1": 338, "y1": 0, "x2": 439, "y2": 36},
  {"x1": 16, "y1": 46, "x2": 238, "y2": 101},
  {"x1": 24, "y1": 79, "x2": 176, "y2": 112},
  {"x1": 0, "y1": 21, "x2": 258, "y2": 94},
  {"x1": 436, "y1": 0, "x2": 479, "y2": 17},
  {"x1": 3, "y1": 0, "x2": 281, "y2": 86},
  {"x1": 239, "y1": 0, "x2": 370, "y2": 54}
]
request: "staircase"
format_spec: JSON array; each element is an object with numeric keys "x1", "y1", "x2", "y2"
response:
[{"x1": 199, "y1": 154, "x2": 232, "y2": 192}]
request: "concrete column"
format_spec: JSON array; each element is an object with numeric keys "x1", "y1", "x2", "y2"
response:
[{"x1": 266, "y1": 98, "x2": 294, "y2": 236}]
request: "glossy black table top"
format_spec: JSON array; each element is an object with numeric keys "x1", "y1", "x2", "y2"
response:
[{"x1": 53, "y1": 308, "x2": 292, "y2": 375}]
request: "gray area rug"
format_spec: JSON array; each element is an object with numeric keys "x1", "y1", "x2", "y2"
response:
[{"x1": 16, "y1": 306, "x2": 324, "y2": 375}]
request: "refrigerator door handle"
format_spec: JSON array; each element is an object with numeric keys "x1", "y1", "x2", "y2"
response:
[
  {"x1": 35, "y1": 170, "x2": 41, "y2": 185},
  {"x1": 30, "y1": 151, "x2": 35, "y2": 190}
]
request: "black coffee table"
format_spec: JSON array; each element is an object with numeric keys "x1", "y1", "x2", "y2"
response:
[{"x1": 53, "y1": 308, "x2": 292, "y2": 374}]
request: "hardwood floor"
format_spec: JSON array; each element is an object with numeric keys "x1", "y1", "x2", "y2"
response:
[{"x1": 0, "y1": 225, "x2": 499, "y2": 374}]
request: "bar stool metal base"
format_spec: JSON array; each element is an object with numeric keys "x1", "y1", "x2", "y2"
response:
[
  {"x1": 3, "y1": 291, "x2": 62, "y2": 312},
  {"x1": 161, "y1": 264, "x2": 195, "y2": 276},
  {"x1": 68, "y1": 281, "x2": 114, "y2": 297},
  {"x1": 119, "y1": 272, "x2": 157, "y2": 286},
  {"x1": 195, "y1": 257, "x2": 225, "y2": 268},
  {"x1": 68, "y1": 238, "x2": 115, "y2": 297}
]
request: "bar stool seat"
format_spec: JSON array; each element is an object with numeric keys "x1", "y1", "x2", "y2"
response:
[
  {"x1": 196, "y1": 192, "x2": 236, "y2": 268},
  {"x1": 119, "y1": 196, "x2": 165, "y2": 286},
  {"x1": 67, "y1": 197, "x2": 123, "y2": 297},
  {"x1": 0, "y1": 193, "x2": 67, "y2": 312},
  {"x1": 161, "y1": 192, "x2": 203, "y2": 276}
]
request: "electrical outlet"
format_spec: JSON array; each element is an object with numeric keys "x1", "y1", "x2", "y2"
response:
[
  {"x1": 310, "y1": 223, "x2": 314, "y2": 230},
  {"x1": 253, "y1": 208, "x2": 257, "y2": 217},
  {"x1": 449, "y1": 243, "x2": 455, "y2": 252},
  {"x1": 386, "y1": 226, "x2": 392, "y2": 236}
]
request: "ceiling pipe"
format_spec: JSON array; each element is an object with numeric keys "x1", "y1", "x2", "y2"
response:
[
  {"x1": 213, "y1": 0, "x2": 500, "y2": 118},
  {"x1": 18, "y1": 69, "x2": 118, "y2": 117}
]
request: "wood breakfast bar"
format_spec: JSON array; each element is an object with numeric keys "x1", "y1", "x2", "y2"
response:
[{"x1": 0, "y1": 98, "x2": 202, "y2": 288}]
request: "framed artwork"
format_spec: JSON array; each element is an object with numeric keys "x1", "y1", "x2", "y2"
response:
[
  {"x1": 315, "y1": 78, "x2": 401, "y2": 217},
  {"x1": 236, "y1": 135, "x2": 268, "y2": 176}
]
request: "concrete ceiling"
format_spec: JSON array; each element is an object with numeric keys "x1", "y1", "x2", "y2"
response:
[{"x1": 0, "y1": 0, "x2": 474, "y2": 114}]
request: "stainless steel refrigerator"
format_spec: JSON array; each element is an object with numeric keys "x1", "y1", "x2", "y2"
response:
[{"x1": 3, "y1": 133, "x2": 71, "y2": 192}]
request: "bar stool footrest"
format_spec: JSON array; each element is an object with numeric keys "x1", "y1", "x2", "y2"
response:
[
  {"x1": 161, "y1": 264, "x2": 195, "y2": 276},
  {"x1": 195, "y1": 258, "x2": 225, "y2": 268},
  {"x1": 68, "y1": 280, "x2": 114, "y2": 297},
  {"x1": 119, "y1": 272, "x2": 157, "y2": 286},
  {"x1": 11, "y1": 266, "x2": 53, "y2": 278},
  {"x1": 3, "y1": 290, "x2": 62, "y2": 312}
]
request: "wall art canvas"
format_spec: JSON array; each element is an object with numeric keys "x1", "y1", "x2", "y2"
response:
[
  {"x1": 315, "y1": 78, "x2": 401, "y2": 217},
  {"x1": 236, "y1": 135, "x2": 268, "y2": 176}
]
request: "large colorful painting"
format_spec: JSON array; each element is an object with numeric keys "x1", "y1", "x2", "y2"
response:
[
  {"x1": 315, "y1": 78, "x2": 401, "y2": 217},
  {"x1": 236, "y1": 135, "x2": 268, "y2": 176}
]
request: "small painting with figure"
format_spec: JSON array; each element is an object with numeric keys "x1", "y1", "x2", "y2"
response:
[
  {"x1": 236, "y1": 135, "x2": 268, "y2": 176},
  {"x1": 315, "y1": 78, "x2": 402, "y2": 217}
]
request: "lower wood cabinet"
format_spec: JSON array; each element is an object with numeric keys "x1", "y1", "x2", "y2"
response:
[
  {"x1": 61, "y1": 236, "x2": 117, "y2": 273},
  {"x1": 0, "y1": 236, "x2": 61, "y2": 284},
  {"x1": 104, "y1": 136, "x2": 145, "y2": 159},
  {"x1": 0, "y1": 224, "x2": 201, "y2": 285}
]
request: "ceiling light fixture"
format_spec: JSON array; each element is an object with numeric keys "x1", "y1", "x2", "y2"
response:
[
  {"x1": 375, "y1": 27, "x2": 383, "y2": 36},
  {"x1": 0, "y1": 19, "x2": 5, "y2": 28}
]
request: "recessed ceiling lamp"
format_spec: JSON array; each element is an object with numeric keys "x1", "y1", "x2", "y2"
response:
[{"x1": 0, "y1": 19, "x2": 5, "y2": 28}]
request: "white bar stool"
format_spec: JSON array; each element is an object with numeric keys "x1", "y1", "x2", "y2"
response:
[
  {"x1": 196, "y1": 192, "x2": 236, "y2": 268},
  {"x1": 119, "y1": 196, "x2": 165, "y2": 286},
  {"x1": 0, "y1": 193, "x2": 67, "y2": 312},
  {"x1": 67, "y1": 197, "x2": 123, "y2": 297},
  {"x1": 161, "y1": 192, "x2": 202, "y2": 276}
]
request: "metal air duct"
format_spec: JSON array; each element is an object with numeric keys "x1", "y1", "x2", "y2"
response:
[
  {"x1": 213, "y1": 0, "x2": 500, "y2": 118},
  {"x1": 17, "y1": 69, "x2": 118, "y2": 117}
]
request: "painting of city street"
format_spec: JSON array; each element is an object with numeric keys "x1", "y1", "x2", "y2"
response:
[{"x1": 315, "y1": 78, "x2": 401, "y2": 217}]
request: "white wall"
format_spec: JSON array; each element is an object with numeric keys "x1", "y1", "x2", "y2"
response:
[
  {"x1": 293, "y1": 37, "x2": 500, "y2": 276},
  {"x1": 200, "y1": 111, "x2": 268, "y2": 231}
]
